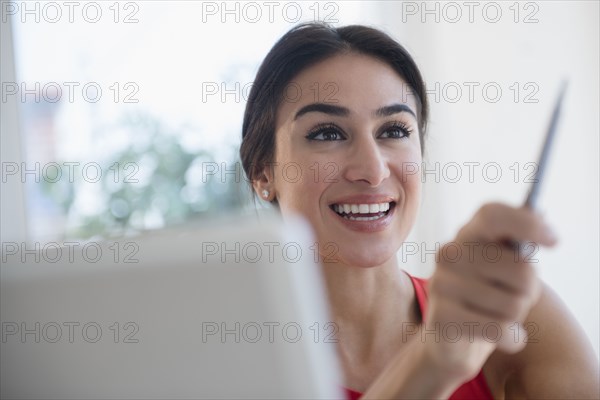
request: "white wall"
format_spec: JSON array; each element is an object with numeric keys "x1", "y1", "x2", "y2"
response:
[{"x1": 368, "y1": 1, "x2": 599, "y2": 357}]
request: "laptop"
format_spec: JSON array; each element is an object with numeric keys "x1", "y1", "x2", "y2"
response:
[{"x1": 1, "y1": 212, "x2": 343, "y2": 399}]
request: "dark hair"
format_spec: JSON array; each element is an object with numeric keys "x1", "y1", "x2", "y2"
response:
[{"x1": 240, "y1": 22, "x2": 429, "y2": 204}]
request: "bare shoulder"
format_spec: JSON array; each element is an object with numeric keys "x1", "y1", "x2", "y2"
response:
[{"x1": 484, "y1": 281, "x2": 599, "y2": 399}]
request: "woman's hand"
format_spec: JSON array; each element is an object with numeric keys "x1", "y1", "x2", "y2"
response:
[
  {"x1": 423, "y1": 202, "x2": 558, "y2": 382},
  {"x1": 363, "y1": 203, "x2": 597, "y2": 399}
]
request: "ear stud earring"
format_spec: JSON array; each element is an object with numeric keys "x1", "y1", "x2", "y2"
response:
[{"x1": 262, "y1": 190, "x2": 270, "y2": 199}]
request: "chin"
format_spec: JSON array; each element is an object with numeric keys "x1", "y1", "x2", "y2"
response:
[
  {"x1": 344, "y1": 256, "x2": 394, "y2": 269},
  {"x1": 335, "y1": 243, "x2": 397, "y2": 268}
]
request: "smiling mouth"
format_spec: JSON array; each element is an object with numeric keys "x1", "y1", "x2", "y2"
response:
[{"x1": 329, "y1": 202, "x2": 396, "y2": 221}]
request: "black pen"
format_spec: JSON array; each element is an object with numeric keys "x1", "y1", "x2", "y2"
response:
[
  {"x1": 524, "y1": 80, "x2": 568, "y2": 210},
  {"x1": 506, "y1": 80, "x2": 568, "y2": 251}
]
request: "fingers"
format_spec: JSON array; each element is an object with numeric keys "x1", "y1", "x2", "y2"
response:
[
  {"x1": 427, "y1": 292, "x2": 526, "y2": 356},
  {"x1": 425, "y1": 202, "x2": 552, "y2": 365},
  {"x1": 459, "y1": 202, "x2": 558, "y2": 247},
  {"x1": 429, "y1": 270, "x2": 540, "y2": 355},
  {"x1": 438, "y1": 240, "x2": 540, "y2": 296},
  {"x1": 432, "y1": 266, "x2": 539, "y2": 323}
]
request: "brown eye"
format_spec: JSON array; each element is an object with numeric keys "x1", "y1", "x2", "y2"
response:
[
  {"x1": 306, "y1": 123, "x2": 346, "y2": 141},
  {"x1": 379, "y1": 122, "x2": 413, "y2": 139}
]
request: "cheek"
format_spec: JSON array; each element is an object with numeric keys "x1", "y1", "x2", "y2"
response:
[
  {"x1": 392, "y1": 151, "x2": 423, "y2": 209},
  {"x1": 275, "y1": 165, "x2": 327, "y2": 214},
  {"x1": 403, "y1": 166, "x2": 422, "y2": 198},
  {"x1": 273, "y1": 146, "x2": 324, "y2": 216},
  {"x1": 395, "y1": 147, "x2": 422, "y2": 182}
]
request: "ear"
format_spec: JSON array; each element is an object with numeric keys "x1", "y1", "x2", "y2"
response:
[{"x1": 252, "y1": 163, "x2": 276, "y2": 202}]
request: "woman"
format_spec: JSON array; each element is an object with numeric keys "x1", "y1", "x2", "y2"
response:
[{"x1": 240, "y1": 23, "x2": 599, "y2": 399}]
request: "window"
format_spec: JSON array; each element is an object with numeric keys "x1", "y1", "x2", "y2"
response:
[{"x1": 9, "y1": 1, "x2": 364, "y2": 241}]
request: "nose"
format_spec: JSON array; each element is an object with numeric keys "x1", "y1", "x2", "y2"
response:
[{"x1": 343, "y1": 135, "x2": 390, "y2": 186}]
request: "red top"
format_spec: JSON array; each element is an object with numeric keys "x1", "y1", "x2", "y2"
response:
[{"x1": 342, "y1": 273, "x2": 494, "y2": 400}]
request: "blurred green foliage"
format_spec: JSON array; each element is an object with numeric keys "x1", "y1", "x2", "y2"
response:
[{"x1": 42, "y1": 113, "x2": 249, "y2": 240}]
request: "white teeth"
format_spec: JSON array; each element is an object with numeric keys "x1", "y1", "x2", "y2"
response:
[
  {"x1": 332, "y1": 202, "x2": 393, "y2": 216},
  {"x1": 347, "y1": 215, "x2": 382, "y2": 221}
]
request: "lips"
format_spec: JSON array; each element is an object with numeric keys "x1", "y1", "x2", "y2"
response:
[{"x1": 327, "y1": 197, "x2": 397, "y2": 232}]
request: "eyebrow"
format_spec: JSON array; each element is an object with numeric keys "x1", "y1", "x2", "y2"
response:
[
  {"x1": 375, "y1": 104, "x2": 417, "y2": 119},
  {"x1": 294, "y1": 103, "x2": 349, "y2": 120},
  {"x1": 293, "y1": 102, "x2": 417, "y2": 120}
]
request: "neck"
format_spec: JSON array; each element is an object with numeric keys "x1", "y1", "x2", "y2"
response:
[
  {"x1": 323, "y1": 257, "x2": 417, "y2": 374},
  {"x1": 319, "y1": 258, "x2": 417, "y2": 359}
]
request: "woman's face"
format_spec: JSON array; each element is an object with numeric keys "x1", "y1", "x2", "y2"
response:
[{"x1": 263, "y1": 52, "x2": 422, "y2": 268}]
